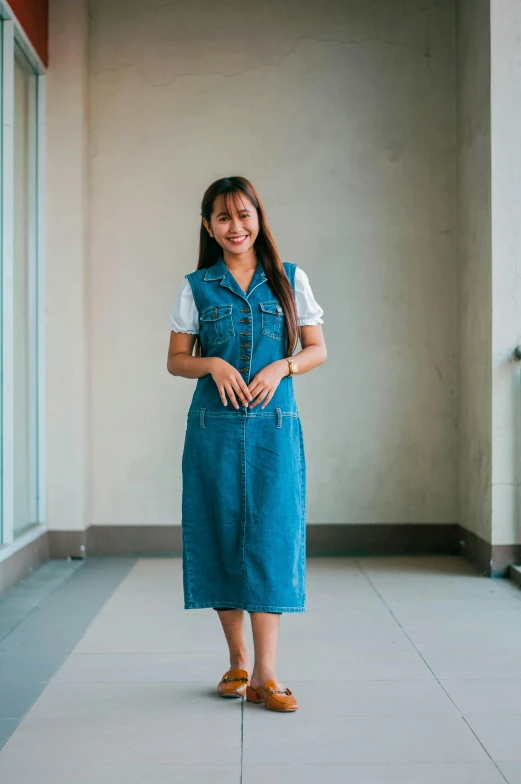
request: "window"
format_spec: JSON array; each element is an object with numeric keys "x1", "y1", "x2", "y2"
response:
[
  {"x1": 0, "y1": 14, "x2": 45, "y2": 548},
  {"x1": 13, "y1": 46, "x2": 39, "y2": 537}
]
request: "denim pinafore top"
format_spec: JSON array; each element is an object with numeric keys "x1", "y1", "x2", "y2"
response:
[{"x1": 185, "y1": 256, "x2": 298, "y2": 416}]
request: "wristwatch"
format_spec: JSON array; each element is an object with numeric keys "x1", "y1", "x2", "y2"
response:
[{"x1": 286, "y1": 357, "x2": 299, "y2": 376}]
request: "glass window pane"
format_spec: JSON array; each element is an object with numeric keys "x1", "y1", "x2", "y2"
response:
[
  {"x1": 13, "y1": 49, "x2": 38, "y2": 536},
  {"x1": 0, "y1": 25, "x2": 3, "y2": 542}
]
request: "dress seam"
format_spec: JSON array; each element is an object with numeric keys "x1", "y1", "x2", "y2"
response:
[{"x1": 242, "y1": 417, "x2": 247, "y2": 607}]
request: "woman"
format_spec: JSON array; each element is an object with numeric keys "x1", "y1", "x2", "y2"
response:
[{"x1": 167, "y1": 176, "x2": 327, "y2": 712}]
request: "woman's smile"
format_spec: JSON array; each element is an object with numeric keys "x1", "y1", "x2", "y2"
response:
[{"x1": 227, "y1": 234, "x2": 249, "y2": 244}]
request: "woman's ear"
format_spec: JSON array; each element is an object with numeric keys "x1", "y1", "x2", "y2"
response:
[{"x1": 202, "y1": 218, "x2": 213, "y2": 238}]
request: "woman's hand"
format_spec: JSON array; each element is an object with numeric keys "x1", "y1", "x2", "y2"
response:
[
  {"x1": 210, "y1": 358, "x2": 253, "y2": 409},
  {"x1": 248, "y1": 360, "x2": 288, "y2": 409}
]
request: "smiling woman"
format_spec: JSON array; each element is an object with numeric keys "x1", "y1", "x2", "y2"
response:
[{"x1": 167, "y1": 175, "x2": 327, "y2": 711}]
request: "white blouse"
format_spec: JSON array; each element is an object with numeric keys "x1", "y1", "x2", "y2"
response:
[{"x1": 169, "y1": 266, "x2": 324, "y2": 333}]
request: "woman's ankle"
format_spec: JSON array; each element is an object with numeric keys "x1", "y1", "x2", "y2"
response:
[
  {"x1": 229, "y1": 649, "x2": 250, "y2": 670},
  {"x1": 250, "y1": 671, "x2": 280, "y2": 686}
]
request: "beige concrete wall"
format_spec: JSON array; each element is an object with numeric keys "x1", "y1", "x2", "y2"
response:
[
  {"x1": 48, "y1": 0, "x2": 459, "y2": 529},
  {"x1": 456, "y1": 0, "x2": 493, "y2": 544},
  {"x1": 457, "y1": 0, "x2": 521, "y2": 549},
  {"x1": 490, "y1": 0, "x2": 521, "y2": 546},
  {"x1": 46, "y1": 0, "x2": 91, "y2": 534}
]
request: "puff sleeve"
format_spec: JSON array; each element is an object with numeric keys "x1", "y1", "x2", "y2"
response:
[
  {"x1": 169, "y1": 278, "x2": 199, "y2": 333},
  {"x1": 294, "y1": 267, "x2": 324, "y2": 326}
]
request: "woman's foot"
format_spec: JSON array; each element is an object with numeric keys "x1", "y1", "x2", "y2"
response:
[
  {"x1": 217, "y1": 668, "x2": 250, "y2": 698},
  {"x1": 249, "y1": 674, "x2": 283, "y2": 690},
  {"x1": 216, "y1": 649, "x2": 251, "y2": 697},
  {"x1": 246, "y1": 678, "x2": 299, "y2": 711}
]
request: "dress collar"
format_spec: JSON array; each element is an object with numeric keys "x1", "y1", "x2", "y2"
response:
[{"x1": 203, "y1": 255, "x2": 266, "y2": 281}]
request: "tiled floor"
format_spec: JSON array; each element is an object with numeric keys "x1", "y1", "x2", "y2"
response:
[{"x1": 1, "y1": 555, "x2": 521, "y2": 782}]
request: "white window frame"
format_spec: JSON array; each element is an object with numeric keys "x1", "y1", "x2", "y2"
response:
[{"x1": 0, "y1": 3, "x2": 46, "y2": 556}]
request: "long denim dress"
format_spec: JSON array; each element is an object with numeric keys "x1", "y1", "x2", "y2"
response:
[{"x1": 181, "y1": 256, "x2": 306, "y2": 613}]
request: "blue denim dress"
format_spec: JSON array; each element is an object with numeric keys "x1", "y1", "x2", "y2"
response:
[{"x1": 181, "y1": 256, "x2": 306, "y2": 613}]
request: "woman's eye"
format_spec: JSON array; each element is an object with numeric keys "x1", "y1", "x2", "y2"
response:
[{"x1": 217, "y1": 213, "x2": 248, "y2": 221}]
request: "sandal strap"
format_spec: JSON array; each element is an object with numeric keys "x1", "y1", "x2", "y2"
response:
[{"x1": 222, "y1": 675, "x2": 248, "y2": 683}]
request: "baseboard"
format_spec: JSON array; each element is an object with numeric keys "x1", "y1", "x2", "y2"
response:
[
  {"x1": 456, "y1": 525, "x2": 521, "y2": 577},
  {"x1": 510, "y1": 564, "x2": 521, "y2": 588},
  {"x1": 306, "y1": 523, "x2": 460, "y2": 556},
  {"x1": 47, "y1": 530, "x2": 87, "y2": 559},
  {"x1": 81, "y1": 524, "x2": 521, "y2": 575},
  {"x1": 0, "y1": 531, "x2": 49, "y2": 597},
  {"x1": 2, "y1": 523, "x2": 519, "y2": 600},
  {"x1": 84, "y1": 522, "x2": 461, "y2": 558},
  {"x1": 86, "y1": 525, "x2": 183, "y2": 556}
]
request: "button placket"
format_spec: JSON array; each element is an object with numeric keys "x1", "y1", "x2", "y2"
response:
[{"x1": 237, "y1": 302, "x2": 252, "y2": 379}]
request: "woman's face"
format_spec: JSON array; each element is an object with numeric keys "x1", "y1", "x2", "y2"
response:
[{"x1": 204, "y1": 193, "x2": 259, "y2": 256}]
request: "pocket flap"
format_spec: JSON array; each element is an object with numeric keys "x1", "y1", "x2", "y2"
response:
[
  {"x1": 201, "y1": 304, "x2": 233, "y2": 322},
  {"x1": 259, "y1": 301, "x2": 284, "y2": 315}
]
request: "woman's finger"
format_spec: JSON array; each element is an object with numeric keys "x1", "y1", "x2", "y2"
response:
[
  {"x1": 230, "y1": 377, "x2": 250, "y2": 406},
  {"x1": 238, "y1": 375, "x2": 253, "y2": 402},
  {"x1": 249, "y1": 385, "x2": 268, "y2": 409},
  {"x1": 248, "y1": 377, "x2": 262, "y2": 397},
  {"x1": 224, "y1": 382, "x2": 240, "y2": 409},
  {"x1": 218, "y1": 385, "x2": 228, "y2": 406},
  {"x1": 261, "y1": 388, "x2": 275, "y2": 409}
]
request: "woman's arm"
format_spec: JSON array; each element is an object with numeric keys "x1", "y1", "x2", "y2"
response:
[
  {"x1": 271, "y1": 324, "x2": 327, "y2": 379},
  {"x1": 167, "y1": 332, "x2": 213, "y2": 377},
  {"x1": 167, "y1": 332, "x2": 252, "y2": 407},
  {"x1": 247, "y1": 324, "x2": 327, "y2": 409},
  {"x1": 168, "y1": 325, "x2": 327, "y2": 379}
]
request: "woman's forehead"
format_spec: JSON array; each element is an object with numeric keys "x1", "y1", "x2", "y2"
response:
[{"x1": 213, "y1": 192, "x2": 254, "y2": 215}]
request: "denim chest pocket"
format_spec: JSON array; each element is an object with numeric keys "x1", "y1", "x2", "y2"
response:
[
  {"x1": 260, "y1": 301, "x2": 284, "y2": 340},
  {"x1": 200, "y1": 304, "x2": 235, "y2": 344}
]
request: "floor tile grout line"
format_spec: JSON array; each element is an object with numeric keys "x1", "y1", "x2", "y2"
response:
[
  {"x1": 42, "y1": 677, "x2": 521, "y2": 685},
  {"x1": 240, "y1": 696, "x2": 244, "y2": 784},
  {"x1": 25, "y1": 678, "x2": 444, "y2": 684},
  {"x1": 354, "y1": 558, "x2": 510, "y2": 783},
  {"x1": 11, "y1": 712, "x2": 521, "y2": 720}
]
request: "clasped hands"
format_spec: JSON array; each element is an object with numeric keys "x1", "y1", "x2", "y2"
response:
[{"x1": 210, "y1": 357, "x2": 288, "y2": 410}]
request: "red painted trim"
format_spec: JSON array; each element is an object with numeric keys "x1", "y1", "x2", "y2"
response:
[{"x1": 8, "y1": 0, "x2": 48, "y2": 66}]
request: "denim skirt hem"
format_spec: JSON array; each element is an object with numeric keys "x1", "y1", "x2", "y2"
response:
[{"x1": 184, "y1": 600, "x2": 306, "y2": 613}]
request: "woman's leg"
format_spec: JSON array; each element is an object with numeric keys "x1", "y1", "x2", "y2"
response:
[
  {"x1": 214, "y1": 608, "x2": 251, "y2": 671},
  {"x1": 249, "y1": 611, "x2": 284, "y2": 689}
]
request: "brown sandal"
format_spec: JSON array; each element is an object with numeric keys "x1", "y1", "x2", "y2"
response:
[
  {"x1": 246, "y1": 679, "x2": 299, "y2": 711},
  {"x1": 217, "y1": 668, "x2": 250, "y2": 698}
]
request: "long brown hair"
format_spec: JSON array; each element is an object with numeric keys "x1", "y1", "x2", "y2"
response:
[{"x1": 193, "y1": 176, "x2": 299, "y2": 357}]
